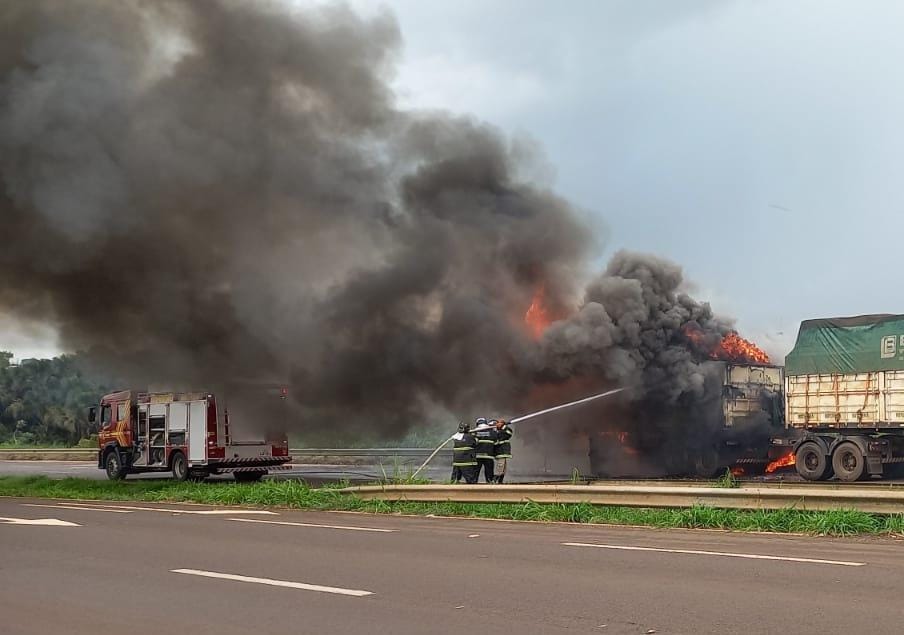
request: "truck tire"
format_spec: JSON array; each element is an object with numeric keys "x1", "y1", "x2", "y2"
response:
[
  {"x1": 795, "y1": 442, "x2": 831, "y2": 481},
  {"x1": 693, "y1": 447, "x2": 723, "y2": 478},
  {"x1": 234, "y1": 471, "x2": 266, "y2": 483},
  {"x1": 171, "y1": 451, "x2": 189, "y2": 482},
  {"x1": 832, "y1": 442, "x2": 866, "y2": 482},
  {"x1": 104, "y1": 449, "x2": 127, "y2": 481}
]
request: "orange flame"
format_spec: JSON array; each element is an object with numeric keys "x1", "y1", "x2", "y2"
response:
[
  {"x1": 765, "y1": 451, "x2": 796, "y2": 474},
  {"x1": 717, "y1": 332, "x2": 770, "y2": 364},
  {"x1": 683, "y1": 325, "x2": 770, "y2": 364},
  {"x1": 730, "y1": 467, "x2": 745, "y2": 477},
  {"x1": 524, "y1": 285, "x2": 554, "y2": 339},
  {"x1": 599, "y1": 429, "x2": 639, "y2": 456}
]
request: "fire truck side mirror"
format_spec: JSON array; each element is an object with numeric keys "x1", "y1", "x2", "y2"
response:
[{"x1": 87, "y1": 406, "x2": 97, "y2": 424}]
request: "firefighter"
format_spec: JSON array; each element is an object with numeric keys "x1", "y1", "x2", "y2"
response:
[
  {"x1": 473, "y1": 417, "x2": 497, "y2": 483},
  {"x1": 493, "y1": 418, "x2": 513, "y2": 483},
  {"x1": 451, "y1": 422, "x2": 478, "y2": 484}
]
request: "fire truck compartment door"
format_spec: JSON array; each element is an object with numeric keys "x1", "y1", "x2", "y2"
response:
[
  {"x1": 168, "y1": 403, "x2": 187, "y2": 432},
  {"x1": 188, "y1": 401, "x2": 207, "y2": 462}
]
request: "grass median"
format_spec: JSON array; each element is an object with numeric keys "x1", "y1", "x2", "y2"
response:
[{"x1": 2, "y1": 475, "x2": 903, "y2": 537}]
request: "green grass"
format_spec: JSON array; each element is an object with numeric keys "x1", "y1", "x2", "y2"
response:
[
  {"x1": 0, "y1": 436, "x2": 95, "y2": 449},
  {"x1": 714, "y1": 468, "x2": 740, "y2": 488},
  {"x1": 2, "y1": 476, "x2": 903, "y2": 537}
]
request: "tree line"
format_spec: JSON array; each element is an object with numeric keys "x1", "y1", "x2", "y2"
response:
[{"x1": 0, "y1": 352, "x2": 110, "y2": 446}]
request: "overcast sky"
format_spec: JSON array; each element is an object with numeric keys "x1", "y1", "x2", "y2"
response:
[{"x1": 4, "y1": 0, "x2": 902, "y2": 360}]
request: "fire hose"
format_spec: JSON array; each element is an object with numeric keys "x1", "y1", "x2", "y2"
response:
[{"x1": 409, "y1": 387, "x2": 625, "y2": 479}]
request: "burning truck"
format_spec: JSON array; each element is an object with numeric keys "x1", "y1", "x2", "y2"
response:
[
  {"x1": 586, "y1": 314, "x2": 904, "y2": 482},
  {"x1": 588, "y1": 361, "x2": 784, "y2": 478}
]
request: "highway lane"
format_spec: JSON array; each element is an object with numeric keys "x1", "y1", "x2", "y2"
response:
[{"x1": 2, "y1": 497, "x2": 904, "y2": 634}]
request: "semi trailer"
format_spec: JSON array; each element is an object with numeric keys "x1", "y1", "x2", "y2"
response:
[
  {"x1": 774, "y1": 314, "x2": 904, "y2": 481},
  {"x1": 91, "y1": 390, "x2": 292, "y2": 481},
  {"x1": 589, "y1": 314, "x2": 904, "y2": 482}
]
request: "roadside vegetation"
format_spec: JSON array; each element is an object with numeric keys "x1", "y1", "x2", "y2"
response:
[
  {"x1": 0, "y1": 352, "x2": 110, "y2": 446},
  {"x1": 2, "y1": 476, "x2": 903, "y2": 537}
]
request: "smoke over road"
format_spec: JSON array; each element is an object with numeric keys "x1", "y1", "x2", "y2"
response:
[{"x1": 0, "y1": 1, "x2": 767, "y2": 459}]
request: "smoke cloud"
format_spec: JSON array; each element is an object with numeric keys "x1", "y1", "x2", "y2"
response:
[{"x1": 0, "y1": 1, "x2": 767, "y2": 466}]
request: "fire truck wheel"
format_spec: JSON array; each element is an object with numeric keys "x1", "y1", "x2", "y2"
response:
[
  {"x1": 831, "y1": 442, "x2": 866, "y2": 482},
  {"x1": 104, "y1": 450, "x2": 126, "y2": 481},
  {"x1": 795, "y1": 442, "x2": 831, "y2": 481},
  {"x1": 234, "y1": 471, "x2": 266, "y2": 483},
  {"x1": 171, "y1": 451, "x2": 189, "y2": 481}
]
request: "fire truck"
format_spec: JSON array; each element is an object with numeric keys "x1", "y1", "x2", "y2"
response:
[{"x1": 91, "y1": 390, "x2": 292, "y2": 481}]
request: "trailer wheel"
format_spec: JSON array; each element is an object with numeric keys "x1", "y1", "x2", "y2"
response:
[
  {"x1": 234, "y1": 471, "x2": 266, "y2": 483},
  {"x1": 832, "y1": 442, "x2": 866, "y2": 482},
  {"x1": 795, "y1": 442, "x2": 831, "y2": 481},
  {"x1": 104, "y1": 450, "x2": 126, "y2": 481},
  {"x1": 171, "y1": 451, "x2": 189, "y2": 482}
]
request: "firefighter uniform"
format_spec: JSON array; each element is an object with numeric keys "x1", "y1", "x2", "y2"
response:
[
  {"x1": 474, "y1": 421, "x2": 497, "y2": 483},
  {"x1": 493, "y1": 421, "x2": 513, "y2": 483},
  {"x1": 451, "y1": 426, "x2": 478, "y2": 484}
]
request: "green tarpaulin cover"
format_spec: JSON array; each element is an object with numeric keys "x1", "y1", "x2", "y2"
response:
[{"x1": 785, "y1": 314, "x2": 904, "y2": 375}]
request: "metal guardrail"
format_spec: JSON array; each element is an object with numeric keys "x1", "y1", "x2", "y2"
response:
[
  {"x1": 341, "y1": 483, "x2": 904, "y2": 514},
  {"x1": 1, "y1": 447, "x2": 441, "y2": 453},
  {"x1": 0, "y1": 447, "x2": 447, "y2": 460},
  {"x1": 290, "y1": 448, "x2": 448, "y2": 458},
  {"x1": 0, "y1": 448, "x2": 96, "y2": 454}
]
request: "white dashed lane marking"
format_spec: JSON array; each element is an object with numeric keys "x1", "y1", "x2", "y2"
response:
[
  {"x1": 43, "y1": 503, "x2": 277, "y2": 515},
  {"x1": 171, "y1": 569, "x2": 373, "y2": 596},
  {"x1": 562, "y1": 542, "x2": 866, "y2": 567},
  {"x1": 229, "y1": 518, "x2": 397, "y2": 532},
  {"x1": 23, "y1": 503, "x2": 133, "y2": 513}
]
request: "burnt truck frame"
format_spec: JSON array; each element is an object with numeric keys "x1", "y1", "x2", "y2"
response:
[
  {"x1": 588, "y1": 362, "x2": 785, "y2": 478},
  {"x1": 694, "y1": 362, "x2": 785, "y2": 477},
  {"x1": 91, "y1": 390, "x2": 292, "y2": 481}
]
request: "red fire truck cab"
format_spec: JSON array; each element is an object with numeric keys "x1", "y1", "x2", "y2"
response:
[{"x1": 91, "y1": 390, "x2": 291, "y2": 481}]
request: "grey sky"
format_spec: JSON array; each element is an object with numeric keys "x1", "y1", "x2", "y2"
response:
[
  {"x1": 375, "y1": 0, "x2": 904, "y2": 360},
  {"x1": 4, "y1": 0, "x2": 902, "y2": 360}
]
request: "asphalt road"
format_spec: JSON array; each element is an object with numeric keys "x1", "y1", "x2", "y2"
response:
[{"x1": 2, "y1": 496, "x2": 903, "y2": 634}]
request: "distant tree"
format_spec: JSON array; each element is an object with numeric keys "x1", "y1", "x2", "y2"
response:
[{"x1": 0, "y1": 352, "x2": 112, "y2": 445}]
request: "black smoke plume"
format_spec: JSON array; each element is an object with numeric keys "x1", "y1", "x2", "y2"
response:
[{"x1": 0, "y1": 1, "x2": 766, "y2": 465}]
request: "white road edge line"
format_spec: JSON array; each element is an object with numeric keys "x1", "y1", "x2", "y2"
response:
[
  {"x1": 66, "y1": 504, "x2": 276, "y2": 515},
  {"x1": 228, "y1": 518, "x2": 397, "y2": 533},
  {"x1": 561, "y1": 542, "x2": 866, "y2": 567},
  {"x1": 22, "y1": 504, "x2": 133, "y2": 513},
  {"x1": 171, "y1": 569, "x2": 373, "y2": 596}
]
